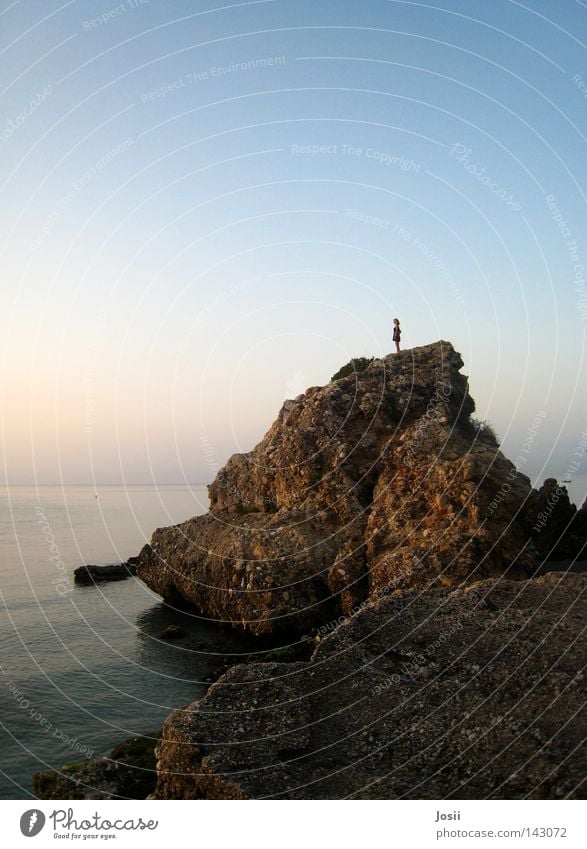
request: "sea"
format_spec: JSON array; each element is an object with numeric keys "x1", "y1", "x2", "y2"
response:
[
  {"x1": 0, "y1": 484, "x2": 256, "y2": 800},
  {"x1": 1, "y1": 476, "x2": 586, "y2": 800}
]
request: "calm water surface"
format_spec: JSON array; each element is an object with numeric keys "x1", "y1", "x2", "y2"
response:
[{"x1": 0, "y1": 485, "x2": 252, "y2": 800}]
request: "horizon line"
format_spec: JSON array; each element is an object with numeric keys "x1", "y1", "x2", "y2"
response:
[{"x1": 0, "y1": 482, "x2": 212, "y2": 487}]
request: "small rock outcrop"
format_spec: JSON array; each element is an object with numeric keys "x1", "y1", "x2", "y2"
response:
[
  {"x1": 161, "y1": 625, "x2": 186, "y2": 640},
  {"x1": 33, "y1": 732, "x2": 161, "y2": 800},
  {"x1": 74, "y1": 559, "x2": 138, "y2": 585},
  {"x1": 138, "y1": 342, "x2": 540, "y2": 636},
  {"x1": 151, "y1": 573, "x2": 586, "y2": 800}
]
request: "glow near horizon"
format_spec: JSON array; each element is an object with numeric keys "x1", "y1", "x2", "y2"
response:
[{"x1": 0, "y1": 0, "x2": 586, "y2": 487}]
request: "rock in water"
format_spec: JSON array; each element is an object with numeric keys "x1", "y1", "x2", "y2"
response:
[
  {"x1": 151, "y1": 573, "x2": 586, "y2": 799},
  {"x1": 74, "y1": 561, "x2": 137, "y2": 585},
  {"x1": 161, "y1": 625, "x2": 186, "y2": 640},
  {"x1": 33, "y1": 732, "x2": 161, "y2": 800},
  {"x1": 137, "y1": 341, "x2": 538, "y2": 636}
]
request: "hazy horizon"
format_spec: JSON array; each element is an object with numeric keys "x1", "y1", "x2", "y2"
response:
[
  {"x1": 3, "y1": 469, "x2": 587, "y2": 509},
  {"x1": 1, "y1": 1, "x2": 586, "y2": 489}
]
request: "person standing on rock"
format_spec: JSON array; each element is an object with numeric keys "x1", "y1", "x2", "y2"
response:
[{"x1": 393, "y1": 318, "x2": 401, "y2": 352}]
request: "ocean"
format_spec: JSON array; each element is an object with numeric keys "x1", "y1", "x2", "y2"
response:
[
  {"x1": 1, "y1": 476, "x2": 586, "y2": 800},
  {"x1": 0, "y1": 485, "x2": 254, "y2": 800}
]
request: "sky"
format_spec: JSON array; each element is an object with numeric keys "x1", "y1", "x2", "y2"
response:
[{"x1": 0, "y1": 0, "x2": 586, "y2": 489}]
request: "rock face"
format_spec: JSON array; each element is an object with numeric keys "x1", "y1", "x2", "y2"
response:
[
  {"x1": 138, "y1": 341, "x2": 539, "y2": 636},
  {"x1": 152, "y1": 573, "x2": 586, "y2": 800}
]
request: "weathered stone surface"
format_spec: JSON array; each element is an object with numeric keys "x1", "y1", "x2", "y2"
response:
[
  {"x1": 138, "y1": 342, "x2": 539, "y2": 636},
  {"x1": 152, "y1": 573, "x2": 586, "y2": 800}
]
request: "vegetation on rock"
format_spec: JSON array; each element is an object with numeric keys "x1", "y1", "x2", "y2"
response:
[{"x1": 331, "y1": 356, "x2": 374, "y2": 381}]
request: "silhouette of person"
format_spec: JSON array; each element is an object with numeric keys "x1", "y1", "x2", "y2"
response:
[{"x1": 393, "y1": 318, "x2": 401, "y2": 353}]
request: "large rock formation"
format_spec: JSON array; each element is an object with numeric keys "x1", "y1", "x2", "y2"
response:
[
  {"x1": 138, "y1": 341, "x2": 539, "y2": 636},
  {"x1": 151, "y1": 573, "x2": 586, "y2": 799}
]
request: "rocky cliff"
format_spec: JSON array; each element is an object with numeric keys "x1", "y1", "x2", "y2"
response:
[
  {"x1": 138, "y1": 341, "x2": 539, "y2": 636},
  {"x1": 151, "y1": 572, "x2": 586, "y2": 799}
]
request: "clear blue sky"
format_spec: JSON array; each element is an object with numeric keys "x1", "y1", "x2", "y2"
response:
[{"x1": 1, "y1": 0, "x2": 586, "y2": 488}]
